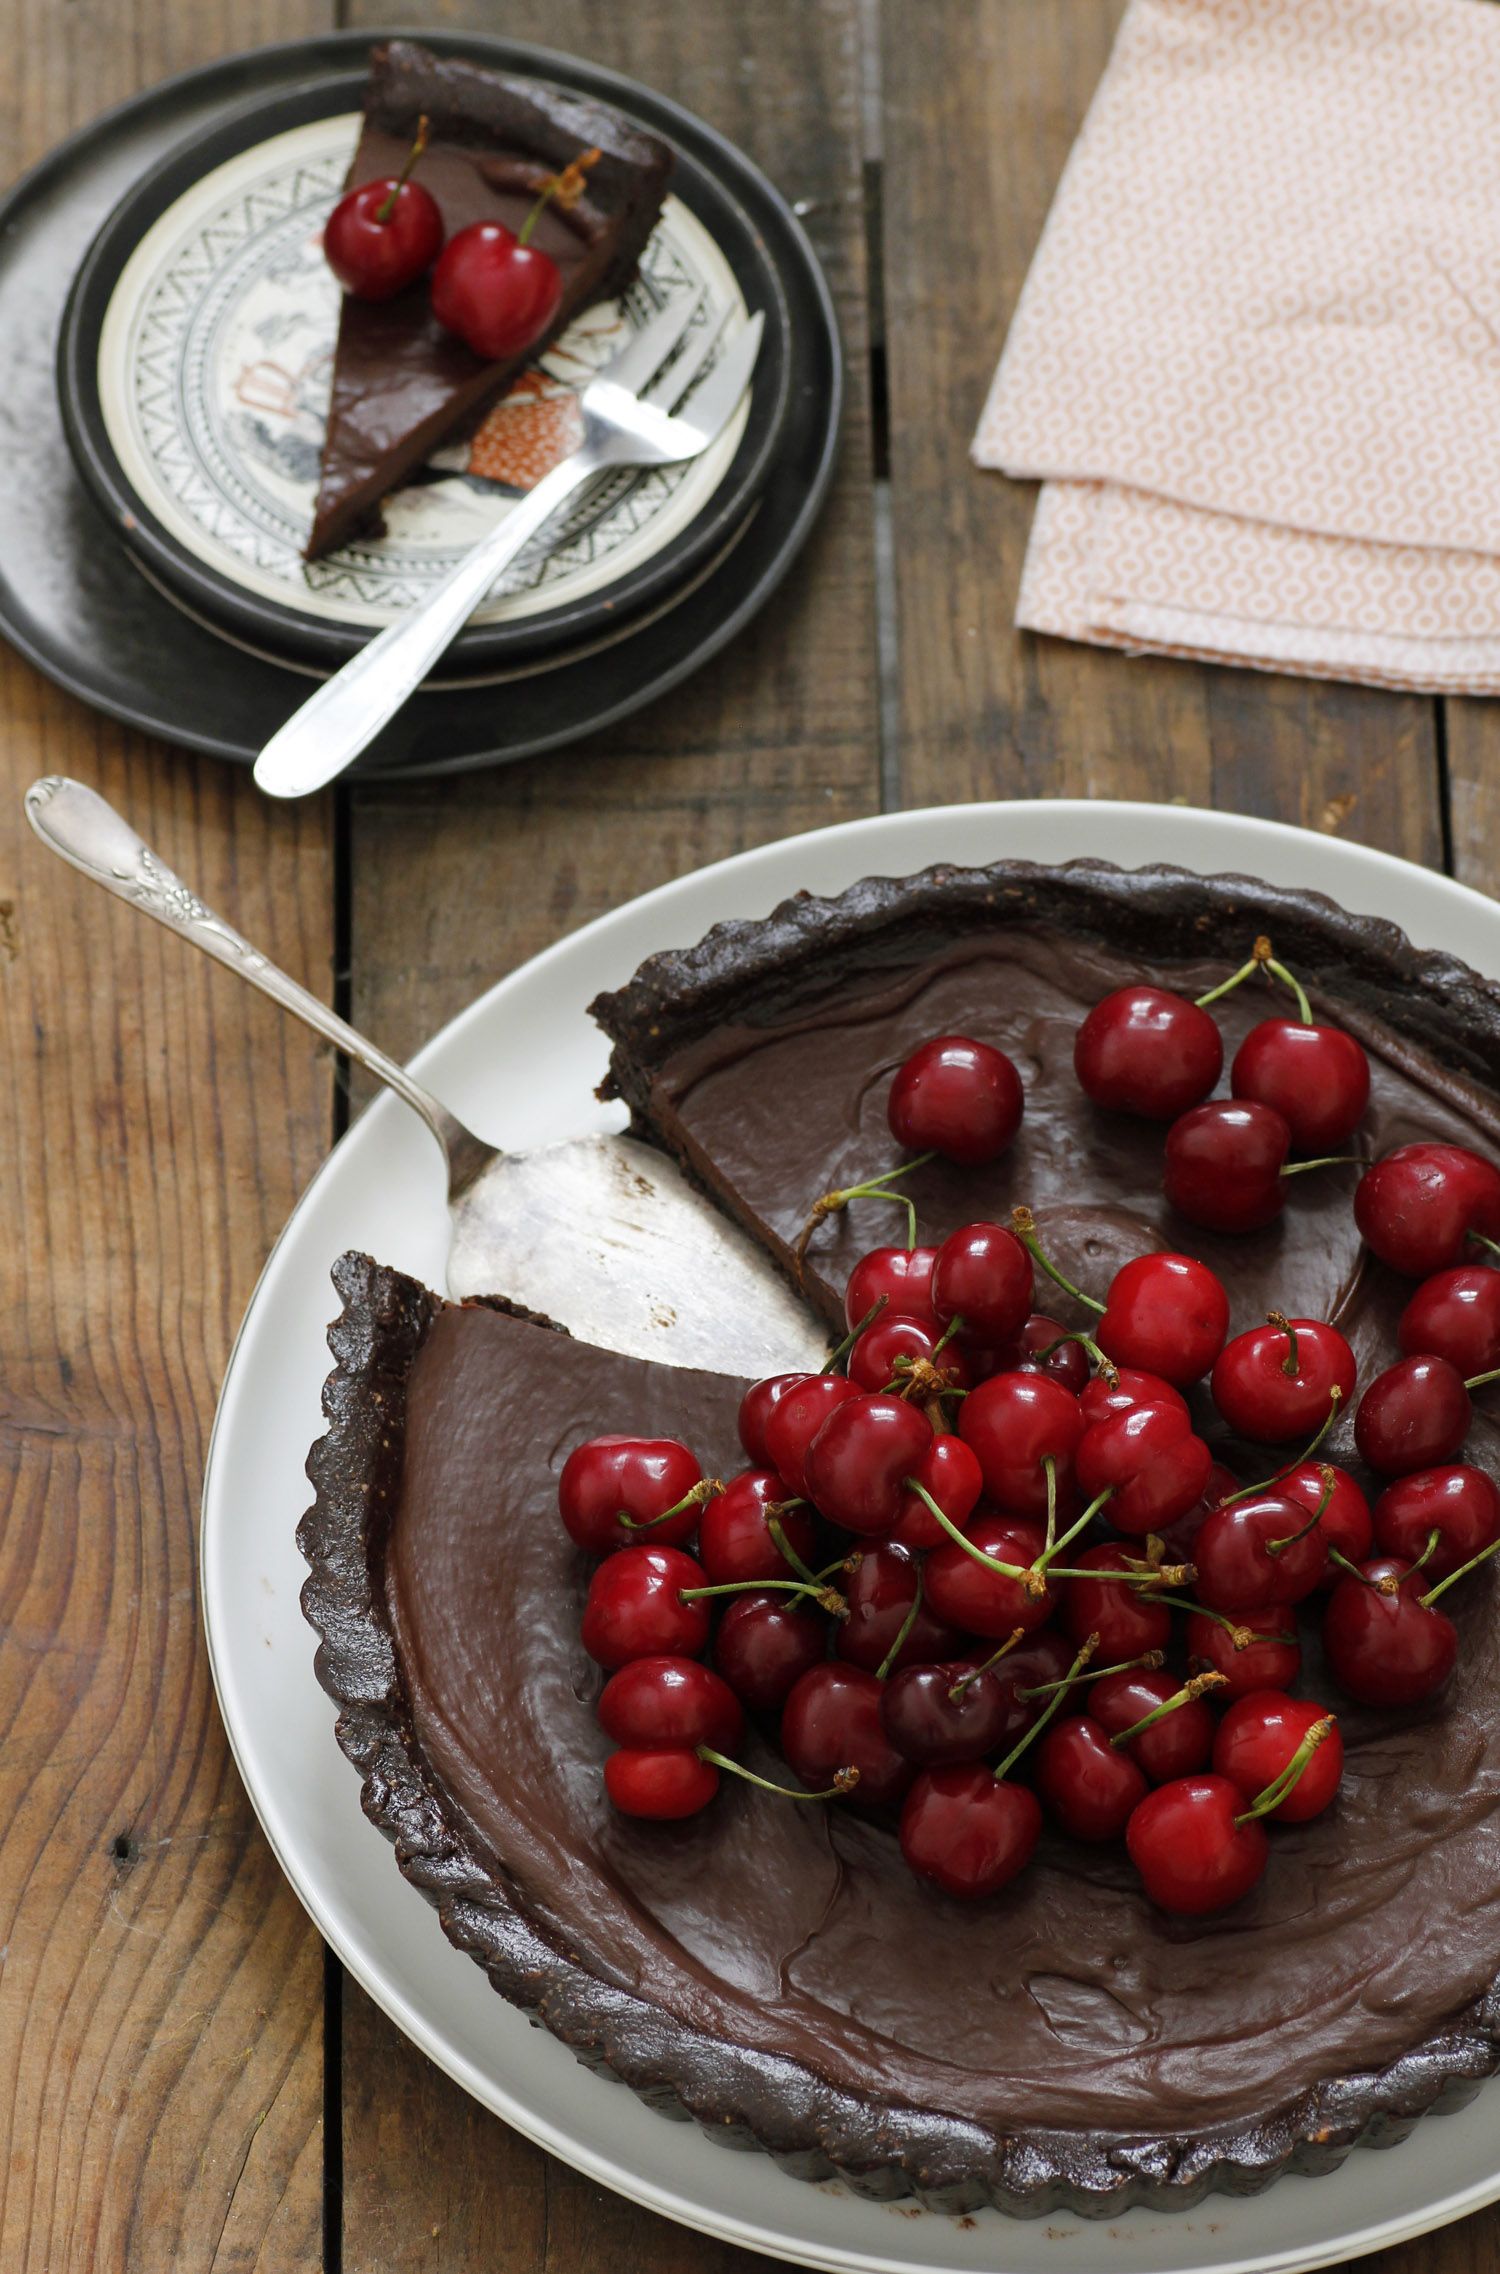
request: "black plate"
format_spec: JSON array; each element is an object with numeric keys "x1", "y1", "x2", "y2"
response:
[
  {"x1": 57, "y1": 41, "x2": 798, "y2": 671},
  {"x1": 0, "y1": 31, "x2": 840, "y2": 776}
]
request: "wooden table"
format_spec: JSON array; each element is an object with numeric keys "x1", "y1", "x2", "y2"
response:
[{"x1": 4, "y1": 2, "x2": 1498, "y2": 2267}]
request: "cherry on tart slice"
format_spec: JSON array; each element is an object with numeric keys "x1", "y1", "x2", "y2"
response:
[
  {"x1": 598, "y1": 1656, "x2": 745, "y2": 1755},
  {"x1": 323, "y1": 116, "x2": 443, "y2": 300},
  {"x1": 1163, "y1": 1100, "x2": 1294, "y2": 1233},
  {"x1": 844, "y1": 1245, "x2": 939, "y2": 1331},
  {"x1": 1074, "y1": 1399, "x2": 1213, "y2": 1537},
  {"x1": 1036, "y1": 1716, "x2": 1148, "y2": 1842},
  {"x1": 1192, "y1": 1489, "x2": 1330, "y2": 1612},
  {"x1": 1373, "y1": 1465, "x2": 1500, "y2": 1582},
  {"x1": 836, "y1": 1544, "x2": 964, "y2": 1674},
  {"x1": 1399, "y1": 1265, "x2": 1500, "y2": 1375},
  {"x1": 781, "y1": 1663, "x2": 914, "y2": 1808},
  {"x1": 712, "y1": 1593, "x2": 826, "y2": 1712},
  {"x1": 1353, "y1": 1352, "x2": 1500, "y2": 1476},
  {"x1": 430, "y1": 148, "x2": 601, "y2": 362},
  {"x1": 1210, "y1": 1314, "x2": 1357, "y2": 1444},
  {"x1": 803, "y1": 1392, "x2": 934, "y2": 1536},
  {"x1": 1186, "y1": 1604, "x2": 1301, "y2": 1698},
  {"x1": 888, "y1": 1035, "x2": 1024, "y2": 1165},
  {"x1": 697, "y1": 1469, "x2": 816, "y2": 1587},
  {"x1": 1073, "y1": 985, "x2": 1223, "y2": 1120},
  {"x1": 1212, "y1": 1691, "x2": 1344, "y2": 1822},
  {"x1": 1322, "y1": 1540, "x2": 1500, "y2": 1706},
  {"x1": 958, "y1": 1371, "x2": 1083, "y2": 1515},
  {"x1": 558, "y1": 1434, "x2": 711, "y2": 1554},
  {"x1": 1354, "y1": 1143, "x2": 1500, "y2": 1277},
  {"x1": 579, "y1": 1545, "x2": 711, "y2": 1669},
  {"x1": 889, "y1": 1432, "x2": 983, "y2": 1549}
]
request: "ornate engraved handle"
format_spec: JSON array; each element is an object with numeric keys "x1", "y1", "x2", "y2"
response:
[{"x1": 24, "y1": 777, "x2": 487, "y2": 1184}]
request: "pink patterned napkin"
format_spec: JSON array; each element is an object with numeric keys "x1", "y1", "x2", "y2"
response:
[{"x1": 974, "y1": 0, "x2": 1500, "y2": 694}]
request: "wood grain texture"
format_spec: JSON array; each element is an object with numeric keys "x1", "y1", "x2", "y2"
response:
[
  {"x1": 877, "y1": 0, "x2": 1443, "y2": 868},
  {"x1": 0, "y1": 9, "x2": 334, "y2": 2269}
]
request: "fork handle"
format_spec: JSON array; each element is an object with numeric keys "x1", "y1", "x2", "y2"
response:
[{"x1": 253, "y1": 446, "x2": 603, "y2": 800}]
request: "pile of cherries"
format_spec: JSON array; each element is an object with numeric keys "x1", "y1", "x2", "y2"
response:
[
  {"x1": 557, "y1": 948, "x2": 1500, "y2": 1915},
  {"x1": 324, "y1": 114, "x2": 591, "y2": 359}
]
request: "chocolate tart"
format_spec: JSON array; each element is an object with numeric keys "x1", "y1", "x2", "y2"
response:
[
  {"x1": 308, "y1": 40, "x2": 672, "y2": 558},
  {"x1": 301, "y1": 859, "x2": 1500, "y2": 2217}
]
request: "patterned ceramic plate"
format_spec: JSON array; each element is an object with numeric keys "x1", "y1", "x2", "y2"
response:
[{"x1": 58, "y1": 65, "x2": 792, "y2": 668}]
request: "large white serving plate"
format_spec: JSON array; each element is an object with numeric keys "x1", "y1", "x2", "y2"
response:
[{"x1": 203, "y1": 800, "x2": 1500, "y2": 2274}]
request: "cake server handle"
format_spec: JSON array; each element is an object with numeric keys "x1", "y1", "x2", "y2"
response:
[{"x1": 251, "y1": 446, "x2": 603, "y2": 803}]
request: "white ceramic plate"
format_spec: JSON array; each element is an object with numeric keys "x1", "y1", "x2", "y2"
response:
[{"x1": 203, "y1": 800, "x2": 1500, "y2": 2274}]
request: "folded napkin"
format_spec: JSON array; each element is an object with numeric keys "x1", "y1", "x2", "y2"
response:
[{"x1": 974, "y1": 0, "x2": 1500, "y2": 694}]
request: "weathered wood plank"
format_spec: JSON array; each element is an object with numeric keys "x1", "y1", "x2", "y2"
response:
[
  {"x1": 338, "y1": 1, "x2": 877, "y2": 2266},
  {"x1": 878, "y1": 0, "x2": 1442, "y2": 868},
  {"x1": 0, "y1": 10, "x2": 334, "y2": 2269}
]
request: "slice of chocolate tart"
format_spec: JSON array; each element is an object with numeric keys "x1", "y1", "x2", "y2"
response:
[{"x1": 307, "y1": 40, "x2": 672, "y2": 559}]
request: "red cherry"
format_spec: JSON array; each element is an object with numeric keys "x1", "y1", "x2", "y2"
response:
[
  {"x1": 1079, "y1": 1365, "x2": 1189, "y2": 1427},
  {"x1": 930, "y1": 1222, "x2": 1034, "y2": 1344},
  {"x1": 1126, "y1": 1775, "x2": 1269, "y2": 1915},
  {"x1": 1210, "y1": 1315, "x2": 1356, "y2": 1444},
  {"x1": 888, "y1": 1035, "x2": 1024, "y2": 1165},
  {"x1": 1355, "y1": 1143, "x2": 1500, "y2": 1278},
  {"x1": 836, "y1": 1544, "x2": 964, "y2": 1673},
  {"x1": 1096, "y1": 1253, "x2": 1229, "y2": 1387},
  {"x1": 1186, "y1": 1604, "x2": 1300, "y2": 1697},
  {"x1": 1192, "y1": 1492, "x2": 1327, "y2": 1611},
  {"x1": 890, "y1": 1432, "x2": 983, "y2": 1549},
  {"x1": 712, "y1": 1593, "x2": 825, "y2": 1712},
  {"x1": 803, "y1": 1393, "x2": 933, "y2": 1536},
  {"x1": 879, "y1": 1660, "x2": 1012, "y2": 1765},
  {"x1": 899, "y1": 1764, "x2": 1042, "y2": 1898},
  {"x1": 1399, "y1": 1266, "x2": 1500, "y2": 1375},
  {"x1": 1015, "y1": 1313, "x2": 1090, "y2": 1393},
  {"x1": 431, "y1": 220, "x2": 562, "y2": 359},
  {"x1": 1091, "y1": 1669, "x2": 1217, "y2": 1783},
  {"x1": 1213, "y1": 1691, "x2": 1344, "y2": 1822},
  {"x1": 1073, "y1": 986, "x2": 1223, "y2": 1120},
  {"x1": 604, "y1": 1747, "x2": 719, "y2": 1819},
  {"x1": 1035, "y1": 1715, "x2": 1148, "y2": 1841},
  {"x1": 1164, "y1": 1099, "x2": 1292, "y2": 1233},
  {"x1": 844, "y1": 1246, "x2": 939, "y2": 1331},
  {"x1": 1231, "y1": 1020, "x2": 1370, "y2": 1152},
  {"x1": 1061, "y1": 1544, "x2": 1171, "y2": 1661},
  {"x1": 1373, "y1": 1465, "x2": 1500, "y2": 1582},
  {"x1": 763, "y1": 1373, "x2": 861, "y2": 1497},
  {"x1": 697, "y1": 1470, "x2": 816, "y2": 1588},
  {"x1": 924, "y1": 1515, "x2": 1051, "y2": 1637},
  {"x1": 1075, "y1": 1399, "x2": 1213, "y2": 1536},
  {"x1": 738, "y1": 1372, "x2": 812, "y2": 1466},
  {"x1": 1354, "y1": 1353, "x2": 1471, "y2": 1476},
  {"x1": 1322, "y1": 1557, "x2": 1458, "y2": 1706},
  {"x1": 597, "y1": 1656, "x2": 745, "y2": 1755},
  {"x1": 781, "y1": 1664, "x2": 914, "y2": 1807},
  {"x1": 324, "y1": 169, "x2": 443, "y2": 300},
  {"x1": 958, "y1": 1372, "x2": 1084, "y2": 1516},
  {"x1": 579, "y1": 1545, "x2": 710, "y2": 1670},
  {"x1": 558, "y1": 1435, "x2": 705, "y2": 1556},
  {"x1": 1281, "y1": 1461, "x2": 1372, "y2": 1580},
  {"x1": 848, "y1": 1313, "x2": 971, "y2": 1396}
]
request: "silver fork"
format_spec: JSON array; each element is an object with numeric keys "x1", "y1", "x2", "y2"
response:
[{"x1": 253, "y1": 297, "x2": 764, "y2": 800}]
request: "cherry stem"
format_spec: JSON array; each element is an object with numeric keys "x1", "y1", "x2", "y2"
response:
[
  {"x1": 1045, "y1": 1558, "x2": 1194, "y2": 1587},
  {"x1": 1033, "y1": 1329, "x2": 1118, "y2": 1383},
  {"x1": 768, "y1": 1513, "x2": 820, "y2": 1589},
  {"x1": 1468, "y1": 1231, "x2": 1500, "y2": 1263},
  {"x1": 1464, "y1": 1365, "x2": 1500, "y2": 1392},
  {"x1": 1107, "y1": 1671, "x2": 1227, "y2": 1748},
  {"x1": 1328, "y1": 1545, "x2": 1376, "y2": 1587},
  {"x1": 1016, "y1": 1647, "x2": 1165, "y2": 1701},
  {"x1": 697, "y1": 1747, "x2": 860, "y2": 1802},
  {"x1": 948, "y1": 1627, "x2": 1028, "y2": 1699},
  {"x1": 1009, "y1": 1206, "x2": 1106, "y2": 1317},
  {"x1": 1158, "y1": 1595, "x2": 1286, "y2": 1647},
  {"x1": 1282, "y1": 1155, "x2": 1362, "y2": 1177},
  {"x1": 1195, "y1": 936, "x2": 1313, "y2": 1026},
  {"x1": 1033, "y1": 1486, "x2": 1115, "y2": 1574},
  {"x1": 1267, "y1": 1471, "x2": 1335, "y2": 1558},
  {"x1": 876, "y1": 1568, "x2": 926, "y2": 1681},
  {"x1": 680, "y1": 1578, "x2": 847, "y2": 1618},
  {"x1": 620, "y1": 1476, "x2": 722, "y2": 1532},
  {"x1": 901, "y1": 1478, "x2": 1038, "y2": 1589},
  {"x1": 1420, "y1": 1531, "x2": 1500, "y2": 1608},
  {"x1": 1233, "y1": 1717, "x2": 1336, "y2": 1824},
  {"x1": 795, "y1": 1154, "x2": 936, "y2": 1264},
  {"x1": 374, "y1": 114, "x2": 430, "y2": 224},
  {"x1": 1043, "y1": 1455, "x2": 1057, "y2": 1556},
  {"x1": 992, "y1": 1635, "x2": 1099, "y2": 1782},
  {"x1": 517, "y1": 143, "x2": 600, "y2": 248},
  {"x1": 1224, "y1": 1388, "x2": 1343, "y2": 1504},
  {"x1": 823, "y1": 1297, "x2": 886, "y2": 1375},
  {"x1": 1267, "y1": 1310, "x2": 1300, "y2": 1380}
]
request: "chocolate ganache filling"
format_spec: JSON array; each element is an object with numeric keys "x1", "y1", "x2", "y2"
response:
[{"x1": 304, "y1": 860, "x2": 1500, "y2": 2214}]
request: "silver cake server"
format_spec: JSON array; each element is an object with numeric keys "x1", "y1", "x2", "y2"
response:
[{"x1": 25, "y1": 776, "x2": 826, "y2": 1376}]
